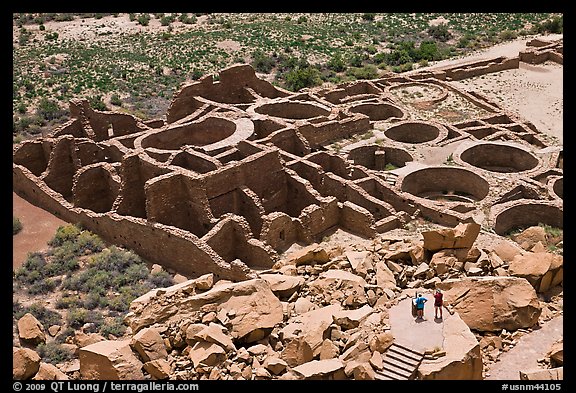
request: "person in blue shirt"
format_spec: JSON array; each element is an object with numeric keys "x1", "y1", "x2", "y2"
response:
[{"x1": 415, "y1": 293, "x2": 427, "y2": 320}]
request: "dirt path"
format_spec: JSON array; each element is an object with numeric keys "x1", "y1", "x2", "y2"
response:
[
  {"x1": 485, "y1": 315, "x2": 563, "y2": 380},
  {"x1": 12, "y1": 192, "x2": 68, "y2": 270}
]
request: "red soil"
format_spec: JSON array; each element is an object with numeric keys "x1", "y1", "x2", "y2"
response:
[{"x1": 12, "y1": 192, "x2": 68, "y2": 270}]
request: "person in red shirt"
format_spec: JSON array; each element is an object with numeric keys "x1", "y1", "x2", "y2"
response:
[{"x1": 434, "y1": 289, "x2": 444, "y2": 319}]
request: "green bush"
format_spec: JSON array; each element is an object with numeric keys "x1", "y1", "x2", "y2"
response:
[
  {"x1": 13, "y1": 216, "x2": 23, "y2": 235},
  {"x1": 48, "y1": 225, "x2": 81, "y2": 247},
  {"x1": 27, "y1": 277, "x2": 59, "y2": 295},
  {"x1": 55, "y1": 294, "x2": 83, "y2": 309},
  {"x1": 14, "y1": 303, "x2": 62, "y2": 327},
  {"x1": 284, "y1": 66, "x2": 322, "y2": 92},
  {"x1": 100, "y1": 317, "x2": 127, "y2": 338},
  {"x1": 427, "y1": 23, "x2": 452, "y2": 41},
  {"x1": 149, "y1": 271, "x2": 174, "y2": 288},
  {"x1": 137, "y1": 14, "x2": 150, "y2": 26},
  {"x1": 66, "y1": 308, "x2": 104, "y2": 330},
  {"x1": 36, "y1": 342, "x2": 74, "y2": 364},
  {"x1": 14, "y1": 252, "x2": 47, "y2": 284},
  {"x1": 252, "y1": 50, "x2": 276, "y2": 73}
]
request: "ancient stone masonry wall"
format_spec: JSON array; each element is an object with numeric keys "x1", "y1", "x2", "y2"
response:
[{"x1": 13, "y1": 47, "x2": 562, "y2": 280}]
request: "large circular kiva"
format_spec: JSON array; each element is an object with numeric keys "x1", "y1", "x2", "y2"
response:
[
  {"x1": 137, "y1": 117, "x2": 253, "y2": 152},
  {"x1": 552, "y1": 177, "x2": 563, "y2": 199},
  {"x1": 384, "y1": 121, "x2": 443, "y2": 144},
  {"x1": 253, "y1": 101, "x2": 331, "y2": 120},
  {"x1": 458, "y1": 142, "x2": 539, "y2": 173},
  {"x1": 494, "y1": 202, "x2": 563, "y2": 236},
  {"x1": 400, "y1": 166, "x2": 489, "y2": 202}
]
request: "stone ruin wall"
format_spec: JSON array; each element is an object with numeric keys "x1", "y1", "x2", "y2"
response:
[{"x1": 13, "y1": 39, "x2": 563, "y2": 282}]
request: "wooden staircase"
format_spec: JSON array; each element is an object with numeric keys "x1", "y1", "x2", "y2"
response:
[{"x1": 374, "y1": 342, "x2": 425, "y2": 380}]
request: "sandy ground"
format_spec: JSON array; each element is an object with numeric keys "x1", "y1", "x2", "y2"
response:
[
  {"x1": 422, "y1": 33, "x2": 563, "y2": 143},
  {"x1": 13, "y1": 193, "x2": 67, "y2": 269}
]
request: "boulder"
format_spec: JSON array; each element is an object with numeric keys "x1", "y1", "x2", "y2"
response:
[
  {"x1": 513, "y1": 226, "x2": 547, "y2": 250},
  {"x1": 259, "y1": 273, "x2": 305, "y2": 299},
  {"x1": 189, "y1": 341, "x2": 226, "y2": 368},
  {"x1": 191, "y1": 322, "x2": 236, "y2": 352},
  {"x1": 280, "y1": 304, "x2": 342, "y2": 357},
  {"x1": 79, "y1": 339, "x2": 144, "y2": 380},
  {"x1": 130, "y1": 327, "x2": 168, "y2": 362},
  {"x1": 126, "y1": 278, "x2": 283, "y2": 344},
  {"x1": 32, "y1": 363, "x2": 68, "y2": 380},
  {"x1": 437, "y1": 276, "x2": 541, "y2": 331},
  {"x1": 280, "y1": 337, "x2": 314, "y2": 367},
  {"x1": 13, "y1": 347, "x2": 41, "y2": 380},
  {"x1": 290, "y1": 243, "x2": 330, "y2": 266},
  {"x1": 292, "y1": 358, "x2": 346, "y2": 380},
  {"x1": 520, "y1": 367, "x2": 563, "y2": 380},
  {"x1": 509, "y1": 252, "x2": 563, "y2": 292},
  {"x1": 17, "y1": 313, "x2": 46, "y2": 346},
  {"x1": 422, "y1": 222, "x2": 481, "y2": 252},
  {"x1": 143, "y1": 359, "x2": 171, "y2": 379},
  {"x1": 417, "y1": 312, "x2": 482, "y2": 380}
]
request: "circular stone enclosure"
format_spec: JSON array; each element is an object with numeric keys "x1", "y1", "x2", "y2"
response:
[
  {"x1": 494, "y1": 203, "x2": 563, "y2": 236},
  {"x1": 137, "y1": 117, "x2": 245, "y2": 151},
  {"x1": 550, "y1": 177, "x2": 563, "y2": 199},
  {"x1": 347, "y1": 145, "x2": 413, "y2": 170},
  {"x1": 458, "y1": 143, "x2": 539, "y2": 173},
  {"x1": 388, "y1": 82, "x2": 447, "y2": 104},
  {"x1": 384, "y1": 121, "x2": 445, "y2": 144},
  {"x1": 400, "y1": 167, "x2": 489, "y2": 202},
  {"x1": 349, "y1": 102, "x2": 405, "y2": 121},
  {"x1": 253, "y1": 101, "x2": 331, "y2": 120}
]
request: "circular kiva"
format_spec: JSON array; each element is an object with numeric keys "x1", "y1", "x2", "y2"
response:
[
  {"x1": 549, "y1": 176, "x2": 563, "y2": 200},
  {"x1": 347, "y1": 145, "x2": 413, "y2": 170},
  {"x1": 399, "y1": 166, "x2": 489, "y2": 203},
  {"x1": 493, "y1": 202, "x2": 563, "y2": 236},
  {"x1": 348, "y1": 102, "x2": 406, "y2": 121},
  {"x1": 135, "y1": 116, "x2": 254, "y2": 153},
  {"x1": 384, "y1": 121, "x2": 447, "y2": 144},
  {"x1": 387, "y1": 81, "x2": 448, "y2": 104},
  {"x1": 457, "y1": 142, "x2": 540, "y2": 173},
  {"x1": 253, "y1": 100, "x2": 331, "y2": 120}
]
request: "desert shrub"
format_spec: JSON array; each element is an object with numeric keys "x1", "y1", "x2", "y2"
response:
[
  {"x1": 327, "y1": 54, "x2": 346, "y2": 72},
  {"x1": 13, "y1": 216, "x2": 22, "y2": 235},
  {"x1": 499, "y1": 30, "x2": 517, "y2": 41},
  {"x1": 66, "y1": 308, "x2": 104, "y2": 329},
  {"x1": 27, "y1": 277, "x2": 60, "y2": 295},
  {"x1": 36, "y1": 98, "x2": 66, "y2": 121},
  {"x1": 100, "y1": 317, "x2": 127, "y2": 338},
  {"x1": 36, "y1": 342, "x2": 74, "y2": 364},
  {"x1": 252, "y1": 50, "x2": 275, "y2": 73},
  {"x1": 88, "y1": 95, "x2": 108, "y2": 111},
  {"x1": 48, "y1": 224, "x2": 104, "y2": 259},
  {"x1": 539, "y1": 15, "x2": 562, "y2": 34},
  {"x1": 48, "y1": 225, "x2": 81, "y2": 247},
  {"x1": 54, "y1": 327, "x2": 75, "y2": 344},
  {"x1": 137, "y1": 13, "x2": 150, "y2": 26},
  {"x1": 148, "y1": 271, "x2": 174, "y2": 288},
  {"x1": 14, "y1": 252, "x2": 47, "y2": 284},
  {"x1": 427, "y1": 23, "x2": 452, "y2": 41},
  {"x1": 284, "y1": 66, "x2": 322, "y2": 92},
  {"x1": 14, "y1": 302, "x2": 62, "y2": 327},
  {"x1": 110, "y1": 93, "x2": 122, "y2": 106},
  {"x1": 346, "y1": 64, "x2": 379, "y2": 80},
  {"x1": 55, "y1": 294, "x2": 83, "y2": 309}
]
